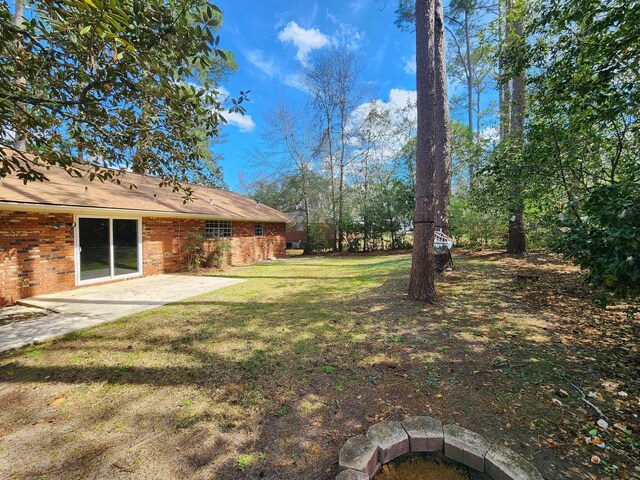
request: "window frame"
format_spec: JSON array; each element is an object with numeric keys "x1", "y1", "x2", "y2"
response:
[
  {"x1": 205, "y1": 220, "x2": 232, "y2": 239},
  {"x1": 255, "y1": 222, "x2": 264, "y2": 237},
  {"x1": 74, "y1": 215, "x2": 143, "y2": 286}
]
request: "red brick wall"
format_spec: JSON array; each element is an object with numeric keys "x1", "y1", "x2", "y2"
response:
[
  {"x1": 142, "y1": 218, "x2": 286, "y2": 272},
  {"x1": 0, "y1": 211, "x2": 75, "y2": 305},
  {"x1": 286, "y1": 223, "x2": 306, "y2": 244},
  {"x1": 0, "y1": 212, "x2": 286, "y2": 305},
  {"x1": 225, "y1": 221, "x2": 287, "y2": 265},
  {"x1": 142, "y1": 217, "x2": 202, "y2": 275}
]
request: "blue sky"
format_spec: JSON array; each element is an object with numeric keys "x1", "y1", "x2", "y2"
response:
[{"x1": 215, "y1": 0, "x2": 423, "y2": 192}]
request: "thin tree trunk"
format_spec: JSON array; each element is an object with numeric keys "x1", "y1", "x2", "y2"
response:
[
  {"x1": 337, "y1": 104, "x2": 347, "y2": 253},
  {"x1": 301, "y1": 170, "x2": 312, "y2": 254},
  {"x1": 363, "y1": 156, "x2": 369, "y2": 252},
  {"x1": 14, "y1": 0, "x2": 26, "y2": 151},
  {"x1": 434, "y1": 0, "x2": 453, "y2": 272},
  {"x1": 465, "y1": 8, "x2": 475, "y2": 190},
  {"x1": 476, "y1": 89, "x2": 481, "y2": 140},
  {"x1": 324, "y1": 118, "x2": 338, "y2": 252},
  {"x1": 500, "y1": 0, "x2": 511, "y2": 142},
  {"x1": 506, "y1": 0, "x2": 526, "y2": 254},
  {"x1": 338, "y1": 162, "x2": 344, "y2": 252},
  {"x1": 408, "y1": 0, "x2": 437, "y2": 302}
]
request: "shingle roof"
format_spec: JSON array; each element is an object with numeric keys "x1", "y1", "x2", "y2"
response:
[{"x1": 0, "y1": 153, "x2": 290, "y2": 223}]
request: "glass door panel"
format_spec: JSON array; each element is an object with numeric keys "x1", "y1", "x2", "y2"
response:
[
  {"x1": 113, "y1": 219, "x2": 139, "y2": 276},
  {"x1": 79, "y1": 218, "x2": 110, "y2": 281}
]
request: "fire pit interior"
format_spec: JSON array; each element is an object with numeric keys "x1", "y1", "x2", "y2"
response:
[
  {"x1": 374, "y1": 456, "x2": 471, "y2": 480},
  {"x1": 336, "y1": 416, "x2": 544, "y2": 480}
]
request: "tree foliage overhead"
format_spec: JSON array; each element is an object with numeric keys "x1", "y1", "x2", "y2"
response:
[{"x1": 0, "y1": 0, "x2": 246, "y2": 196}]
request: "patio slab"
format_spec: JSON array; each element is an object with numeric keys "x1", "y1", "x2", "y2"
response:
[{"x1": 0, "y1": 274, "x2": 244, "y2": 353}]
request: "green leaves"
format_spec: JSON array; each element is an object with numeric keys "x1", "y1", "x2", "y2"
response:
[
  {"x1": 0, "y1": 0, "x2": 242, "y2": 197},
  {"x1": 553, "y1": 182, "x2": 640, "y2": 302}
]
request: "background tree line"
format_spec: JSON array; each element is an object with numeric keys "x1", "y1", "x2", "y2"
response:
[
  {"x1": 1, "y1": 0, "x2": 636, "y2": 302},
  {"x1": 247, "y1": 0, "x2": 638, "y2": 303}
]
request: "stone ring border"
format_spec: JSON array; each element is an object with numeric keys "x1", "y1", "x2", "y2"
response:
[{"x1": 337, "y1": 417, "x2": 545, "y2": 480}]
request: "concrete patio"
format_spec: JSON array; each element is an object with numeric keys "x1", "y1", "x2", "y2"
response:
[{"x1": 0, "y1": 274, "x2": 244, "y2": 353}]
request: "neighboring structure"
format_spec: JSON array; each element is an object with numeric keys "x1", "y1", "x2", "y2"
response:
[
  {"x1": 0, "y1": 157, "x2": 290, "y2": 305},
  {"x1": 284, "y1": 210, "x2": 334, "y2": 251},
  {"x1": 285, "y1": 210, "x2": 306, "y2": 249}
]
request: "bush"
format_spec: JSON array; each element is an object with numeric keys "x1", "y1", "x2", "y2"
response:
[
  {"x1": 553, "y1": 182, "x2": 640, "y2": 302},
  {"x1": 347, "y1": 237, "x2": 362, "y2": 253},
  {"x1": 205, "y1": 239, "x2": 231, "y2": 268},
  {"x1": 449, "y1": 196, "x2": 506, "y2": 247},
  {"x1": 306, "y1": 223, "x2": 332, "y2": 252},
  {"x1": 185, "y1": 233, "x2": 230, "y2": 271}
]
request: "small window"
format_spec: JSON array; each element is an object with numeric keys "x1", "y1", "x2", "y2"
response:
[
  {"x1": 205, "y1": 220, "x2": 232, "y2": 238},
  {"x1": 255, "y1": 222, "x2": 264, "y2": 236}
]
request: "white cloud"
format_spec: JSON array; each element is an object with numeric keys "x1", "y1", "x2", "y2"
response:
[
  {"x1": 349, "y1": 0, "x2": 366, "y2": 13},
  {"x1": 282, "y1": 73, "x2": 307, "y2": 92},
  {"x1": 357, "y1": 89, "x2": 416, "y2": 121},
  {"x1": 224, "y1": 111, "x2": 256, "y2": 133},
  {"x1": 333, "y1": 22, "x2": 363, "y2": 51},
  {"x1": 403, "y1": 54, "x2": 416, "y2": 74},
  {"x1": 387, "y1": 88, "x2": 417, "y2": 110},
  {"x1": 351, "y1": 89, "x2": 417, "y2": 129},
  {"x1": 480, "y1": 126, "x2": 500, "y2": 143},
  {"x1": 245, "y1": 49, "x2": 277, "y2": 77},
  {"x1": 216, "y1": 85, "x2": 230, "y2": 99},
  {"x1": 216, "y1": 86, "x2": 256, "y2": 133},
  {"x1": 326, "y1": 10, "x2": 364, "y2": 51},
  {"x1": 348, "y1": 89, "x2": 417, "y2": 158},
  {"x1": 278, "y1": 21, "x2": 330, "y2": 65}
]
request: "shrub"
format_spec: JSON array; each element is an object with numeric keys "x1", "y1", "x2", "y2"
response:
[
  {"x1": 449, "y1": 196, "x2": 506, "y2": 247},
  {"x1": 306, "y1": 223, "x2": 332, "y2": 252},
  {"x1": 553, "y1": 182, "x2": 640, "y2": 303},
  {"x1": 205, "y1": 239, "x2": 231, "y2": 268},
  {"x1": 185, "y1": 233, "x2": 207, "y2": 271},
  {"x1": 347, "y1": 237, "x2": 362, "y2": 252},
  {"x1": 185, "y1": 233, "x2": 230, "y2": 271}
]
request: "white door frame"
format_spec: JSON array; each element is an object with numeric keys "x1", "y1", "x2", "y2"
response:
[{"x1": 74, "y1": 215, "x2": 143, "y2": 286}]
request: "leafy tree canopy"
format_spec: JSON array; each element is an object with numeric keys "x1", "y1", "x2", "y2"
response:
[{"x1": 0, "y1": 0, "x2": 246, "y2": 197}]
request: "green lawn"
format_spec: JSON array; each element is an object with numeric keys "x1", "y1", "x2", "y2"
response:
[{"x1": 0, "y1": 252, "x2": 637, "y2": 479}]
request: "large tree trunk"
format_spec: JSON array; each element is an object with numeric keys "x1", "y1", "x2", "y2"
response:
[
  {"x1": 434, "y1": 0, "x2": 453, "y2": 273},
  {"x1": 409, "y1": 0, "x2": 438, "y2": 302},
  {"x1": 506, "y1": 0, "x2": 526, "y2": 255}
]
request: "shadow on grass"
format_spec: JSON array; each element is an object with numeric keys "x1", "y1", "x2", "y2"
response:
[{"x1": 0, "y1": 252, "x2": 635, "y2": 480}]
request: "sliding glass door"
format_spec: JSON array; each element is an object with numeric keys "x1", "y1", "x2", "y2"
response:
[
  {"x1": 78, "y1": 218, "x2": 111, "y2": 281},
  {"x1": 77, "y1": 217, "x2": 141, "y2": 284},
  {"x1": 113, "y1": 219, "x2": 139, "y2": 276}
]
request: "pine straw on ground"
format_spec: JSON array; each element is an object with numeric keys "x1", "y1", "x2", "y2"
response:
[{"x1": 0, "y1": 250, "x2": 638, "y2": 480}]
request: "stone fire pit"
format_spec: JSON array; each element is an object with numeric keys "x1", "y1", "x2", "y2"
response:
[{"x1": 337, "y1": 416, "x2": 544, "y2": 480}]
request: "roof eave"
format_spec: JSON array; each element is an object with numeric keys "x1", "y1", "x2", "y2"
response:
[{"x1": 0, "y1": 201, "x2": 289, "y2": 223}]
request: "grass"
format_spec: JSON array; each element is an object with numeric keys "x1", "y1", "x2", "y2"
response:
[{"x1": 0, "y1": 251, "x2": 638, "y2": 479}]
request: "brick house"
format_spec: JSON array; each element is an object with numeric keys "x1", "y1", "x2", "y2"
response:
[
  {"x1": 0, "y1": 160, "x2": 290, "y2": 306},
  {"x1": 284, "y1": 210, "x2": 335, "y2": 250}
]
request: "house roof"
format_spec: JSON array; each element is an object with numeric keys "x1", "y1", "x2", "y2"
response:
[{"x1": 0, "y1": 152, "x2": 290, "y2": 223}]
